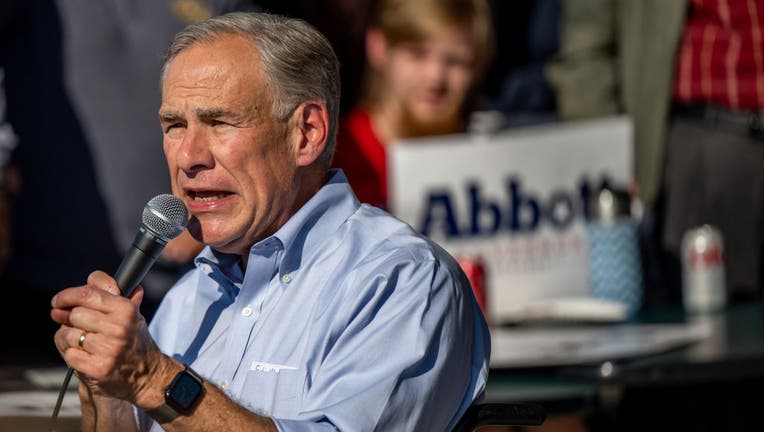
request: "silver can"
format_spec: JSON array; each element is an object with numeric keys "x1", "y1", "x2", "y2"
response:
[{"x1": 681, "y1": 225, "x2": 726, "y2": 313}]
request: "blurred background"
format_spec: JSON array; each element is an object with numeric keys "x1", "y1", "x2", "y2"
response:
[{"x1": 1, "y1": 1, "x2": 762, "y2": 431}]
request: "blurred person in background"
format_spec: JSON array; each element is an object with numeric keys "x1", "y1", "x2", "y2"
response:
[
  {"x1": 0, "y1": 0, "x2": 259, "y2": 363},
  {"x1": 332, "y1": 0, "x2": 495, "y2": 209},
  {"x1": 660, "y1": 0, "x2": 764, "y2": 303},
  {"x1": 546, "y1": 0, "x2": 764, "y2": 308}
]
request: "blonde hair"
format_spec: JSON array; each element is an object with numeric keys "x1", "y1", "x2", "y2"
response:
[
  {"x1": 364, "y1": 0, "x2": 494, "y2": 114},
  {"x1": 371, "y1": 0, "x2": 494, "y2": 72}
]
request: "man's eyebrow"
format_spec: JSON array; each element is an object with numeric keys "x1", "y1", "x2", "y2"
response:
[
  {"x1": 195, "y1": 108, "x2": 240, "y2": 120},
  {"x1": 158, "y1": 108, "x2": 247, "y2": 123},
  {"x1": 158, "y1": 111, "x2": 182, "y2": 123}
]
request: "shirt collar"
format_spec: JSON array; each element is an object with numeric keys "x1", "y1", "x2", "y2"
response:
[
  {"x1": 193, "y1": 169, "x2": 360, "y2": 282},
  {"x1": 195, "y1": 246, "x2": 245, "y2": 285},
  {"x1": 272, "y1": 169, "x2": 359, "y2": 276}
]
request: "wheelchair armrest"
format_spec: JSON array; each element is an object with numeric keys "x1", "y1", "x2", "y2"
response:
[{"x1": 452, "y1": 402, "x2": 547, "y2": 431}]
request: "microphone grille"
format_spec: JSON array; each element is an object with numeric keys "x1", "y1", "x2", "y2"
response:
[{"x1": 142, "y1": 194, "x2": 189, "y2": 241}]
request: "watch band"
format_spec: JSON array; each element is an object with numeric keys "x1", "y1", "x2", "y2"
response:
[{"x1": 147, "y1": 402, "x2": 179, "y2": 424}]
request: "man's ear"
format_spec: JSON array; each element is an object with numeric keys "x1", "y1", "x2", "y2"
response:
[
  {"x1": 292, "y1": 101, "x2": 329, "y2": 167},
  {"x1": 365, "y1": 28, "x2": 389, "y2": 70}
]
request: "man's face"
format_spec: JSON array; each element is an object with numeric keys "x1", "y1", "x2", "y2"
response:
[
  {"x1": 160, "y1": 36, "x2": 300, "y2": 255},
  {"x1": 381, "y1": 25, "x2": 477, "y2": 133}
]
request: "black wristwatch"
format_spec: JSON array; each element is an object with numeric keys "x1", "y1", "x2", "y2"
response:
[{"x1": 149, "y1": 365, "x2": 205, "y2": 423}]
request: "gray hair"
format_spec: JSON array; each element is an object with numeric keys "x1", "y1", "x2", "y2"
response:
[{"x1": 161, "y1": 12, "x2": 341, "y2": 166}]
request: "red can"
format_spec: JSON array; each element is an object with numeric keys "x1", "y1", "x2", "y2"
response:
[{"x1": 457, "y1": 255, "x2": 488, "y2": 321}]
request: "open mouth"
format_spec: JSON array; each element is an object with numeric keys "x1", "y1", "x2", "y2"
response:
[{"x1": 187, "y1": 190, "x2": 234, "y2": 202}]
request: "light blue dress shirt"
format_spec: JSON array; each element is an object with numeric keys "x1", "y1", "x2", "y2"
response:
[{"x1": 138, "y1": 170, "x2": 490, "y2": 431}]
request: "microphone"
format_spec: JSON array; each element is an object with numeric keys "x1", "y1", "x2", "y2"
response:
[
  {"x1": 114, "y1": 194, "x2": 189, "y2": 297},
  {"x1": 50, "y1": 194, "x2": 188, "y2": 429}
]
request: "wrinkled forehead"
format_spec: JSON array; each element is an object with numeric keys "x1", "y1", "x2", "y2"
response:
[
  {"x1": 160, "y1": 37, "x2": 272, "y2": 116},
  {"x1": 163, "y1": 35, "x2": 263, "y2": 91},
  {"x1": 164, "y1": 37, "x2": 265, "y2": 93}
]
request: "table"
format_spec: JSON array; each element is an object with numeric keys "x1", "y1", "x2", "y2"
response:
[
  {"x1": 4, "y1": 303, "x2": 763, "y2": 431},
  {"x1": 485, "y1": 302, "x2": 764, "y2": 430}
]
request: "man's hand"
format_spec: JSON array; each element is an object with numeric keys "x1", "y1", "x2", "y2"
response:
[
  {"x1": 50, "y1": 271, "x2": 169, "y2": 407},
  {"x1": 50, "y1": 272, "x2": 277, "y2": 432}
]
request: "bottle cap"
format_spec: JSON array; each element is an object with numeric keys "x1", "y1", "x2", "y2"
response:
[{"x1": 589, "y1": 186, "x2": 631, "y2": 222}]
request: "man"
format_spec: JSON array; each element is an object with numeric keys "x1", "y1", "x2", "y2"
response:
[
  {"x1": 51, "y1": 12, "x2": 490, "y2": 431},
  {"x1": 332, "y1": 0, "x2": 494, "y2": 208}
]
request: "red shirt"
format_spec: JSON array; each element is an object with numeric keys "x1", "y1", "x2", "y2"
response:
[
  {"x1": 333, "y1": 108, "x2": 388, "y2": 208},
  {"x1": 673, "y1": 0, "x2": 764, "y2": 110}
]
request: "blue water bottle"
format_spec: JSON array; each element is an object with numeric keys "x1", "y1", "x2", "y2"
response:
[{"x1": 586, "y1": 186, "x2": 643, "y2": 317}]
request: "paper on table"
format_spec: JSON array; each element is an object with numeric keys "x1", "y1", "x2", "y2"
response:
[
  {"x1": 500, "y1": 297, "x2": 629, "y2": 324},
  {"x1": 490, "y1": 321, "x2": 712, "y2": 368}
]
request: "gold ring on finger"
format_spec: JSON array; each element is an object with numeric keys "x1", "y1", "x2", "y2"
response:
[{"x1": 78, "y1": 331, "x2": 87, "y2": 349}]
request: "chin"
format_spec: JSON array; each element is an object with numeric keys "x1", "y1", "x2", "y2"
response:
[{"x1": 188, "y1": 219, "x2": 224, "y2": 249}]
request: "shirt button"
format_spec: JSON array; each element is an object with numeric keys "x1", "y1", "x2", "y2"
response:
[
  {"x1": 241, "y1": 306, "x2": 253, "y2": 317},
  {"x1": 282, "y1": 273, "x2": 292, "y2": 283},
  {"x1": 221, "y1": 380, "x2": 229, "y2": 390}
]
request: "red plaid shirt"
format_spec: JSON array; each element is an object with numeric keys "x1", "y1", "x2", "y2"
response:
[{"x1": 673, "y1": 0, "x2": 764, "y2": 110}]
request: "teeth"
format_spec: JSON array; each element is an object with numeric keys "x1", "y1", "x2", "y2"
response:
[{"x1": 193, "y1": 194, "x2": 226, "y2": 202}]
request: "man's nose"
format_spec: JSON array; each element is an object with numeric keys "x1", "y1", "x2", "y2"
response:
[{"x1": 176, "y1": 126, "x2": 214, "y2": 174}]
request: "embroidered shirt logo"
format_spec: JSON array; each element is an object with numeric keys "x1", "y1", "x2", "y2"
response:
[{"x1": 250, "y1": 361, "x2": 298, "y2": 373}]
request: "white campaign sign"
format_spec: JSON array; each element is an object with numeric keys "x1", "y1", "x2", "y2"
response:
[{"x1": 389, "y1": 116, "x2": 633, "y2": 323}]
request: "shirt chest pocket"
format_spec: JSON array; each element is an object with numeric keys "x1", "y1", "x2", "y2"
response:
[{"x1": 239, "y1": 367, "x2": 306, "y2": 416}]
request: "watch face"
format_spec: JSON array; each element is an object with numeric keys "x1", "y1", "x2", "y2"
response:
[{"x1": 167, "y1": 371, "x2": 204, "y2": 412}]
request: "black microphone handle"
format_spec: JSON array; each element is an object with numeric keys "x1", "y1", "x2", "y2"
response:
[{"x1": 114, "y1": 226, "x2": 168, "y2": 298}]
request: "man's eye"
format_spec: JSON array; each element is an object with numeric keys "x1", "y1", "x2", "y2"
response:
[{"x1": 165, "y1": 123, "x2": 184, "y2": 133}]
